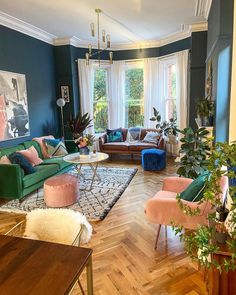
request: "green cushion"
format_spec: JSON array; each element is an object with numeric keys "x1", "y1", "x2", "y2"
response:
[
  {"x1": 180, "y1": 172, "x2": 209, "y2": 202},
  {"x1": 23, "y1": 140, "x2": 43, "y2": 159},
  {"x1": 23, "y1": 164, "x2": 59, "y2": 188},
  {"x1": 42, "y1": 157, "x2": 72, "y2": 170},
  {"x1": 0, "y1": 145, "x2": 24, "y2": 157}
]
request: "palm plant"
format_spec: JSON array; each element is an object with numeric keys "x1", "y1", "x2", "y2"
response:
[{"x1": 67, "y1": 113, "x2": 93, "y2": 139}]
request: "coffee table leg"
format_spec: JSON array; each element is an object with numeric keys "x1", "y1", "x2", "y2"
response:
[
  {"x1": 89, "y1": 163, "x2": 100, "y2": 190},
  {"x1": 75, "y1": 164, "x2": 85, "y2": 179},
  {"x1": 86, "y1": 256, "x2": 93, "y2": 295}
]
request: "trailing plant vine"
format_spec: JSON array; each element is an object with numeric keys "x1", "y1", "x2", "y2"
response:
[{"x1": 173, "y1": 141, "x2": 236, "y2": 272}]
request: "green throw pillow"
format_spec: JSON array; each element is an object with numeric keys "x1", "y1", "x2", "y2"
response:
[{"x1": 180, "y1": 172, "x2": 209, "y2": 202}]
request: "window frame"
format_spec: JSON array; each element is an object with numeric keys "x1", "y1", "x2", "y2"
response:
[
  {"x1": 124, "y1": 61, "x2": 144, "y2": 128},
  {"x1": 93, "y1": 64, "x2": 110, "y2": 134},
  {"x1": 159, "y1": 57, "x2": 177, "y2": 121}
]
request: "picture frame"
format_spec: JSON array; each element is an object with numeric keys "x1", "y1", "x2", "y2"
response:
[
  {"x1": 60, "y1": 85, "x2": 70, "y2": 102},
  {"x1": 0, "y1": 70, "x2": 30, "y2": 141}
]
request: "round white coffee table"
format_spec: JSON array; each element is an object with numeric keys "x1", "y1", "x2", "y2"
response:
[{"x1": 63, "y1": 152, "x2": 109, "y2": 190}]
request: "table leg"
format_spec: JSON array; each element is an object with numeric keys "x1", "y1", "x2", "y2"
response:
[
  {"x1": 75, "y1": 164, "x2": 85, "y2": 179},
  {"x1": 86, "y1": 256, "x2": 93, "y2": 295},
  {"x1": 88, "y1": 163, "x2": 100, "y2": 190}
]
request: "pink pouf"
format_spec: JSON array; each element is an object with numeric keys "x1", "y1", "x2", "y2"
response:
[{"x1": 44, "y1": 174, "x2": 79, "y2": 208}]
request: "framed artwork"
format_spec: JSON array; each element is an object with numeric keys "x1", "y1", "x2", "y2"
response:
[
  {"x1": 61, "y1": 85, "x2": 70, "y2": 102},
  {"x1": 0, "y1": 70, "x2": 30, "y2": 141},
  {"x1": 206, "y1": 60, "x2": 213, "y2": 100}
]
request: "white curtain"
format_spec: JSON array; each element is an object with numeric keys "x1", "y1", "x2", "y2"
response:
[
  {"x1": 108, "y1": 61, "x2": 125, "y2": 128},
  {"x1": 78, "y1": 59, "x2": 95, "y2": 134},
  {"x1": 176, "y1": 50, "x2": 189, "y2": 132},
  {"x1": 143, "y1": 58, "x2": 161, "y2": 128}
]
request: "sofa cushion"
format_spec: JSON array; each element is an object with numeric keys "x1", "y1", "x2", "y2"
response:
[
  {"x1": 18, "y1": 146, "x2": 43, "y2": 166},
  {"x1": 8, "y1": 152, "x2": 36, "y2": 175},
  {"x1": 129, "y1": 142, "x2": 157, "y2": 151},
  {"x1": 103, "y1": 142, "x2": 130, "y2": 151},
  {"x1": 180, "y1": 172, "x2": 209, "y2": 202},
  {"x1": 23, "y1": 140, "x2": 43, "y2": 159},
  {"x1": 0, "y1": 145, "x2": 24, "y2": 157},
  {"x1": 42, "y1": 157, "x2": 72, "y2": 170},
  {"x1": 23, "y1": 164, "x2": 59, "y2": 188},
  {"x1": 44, "y1": 138, "x2": 68, "y2": 157},
  {"x1": 106, "y1": 128, "x2": 123, "y2": 142}
]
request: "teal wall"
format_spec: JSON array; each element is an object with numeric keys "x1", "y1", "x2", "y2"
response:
[
  {"x1": 0, "y1": 25, "x2": 58, "y2": 148},
  {"x1": 207, "y1": 0, "x2": 234, "y2": 142}
]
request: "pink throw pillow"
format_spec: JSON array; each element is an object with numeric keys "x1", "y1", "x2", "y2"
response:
[
  {"x1": 33, "y1": 135, "x2": 54, "y2": 159},
  {"x1": 0, "y1": 155, "x2": 11, "y2": 165},
  {"x1": 18, "y1": 146, "x2": 43, "y2": 166}
]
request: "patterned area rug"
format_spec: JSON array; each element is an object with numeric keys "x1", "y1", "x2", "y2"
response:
[{"x1": 0, "y1": 166, "x2": 137, "y2": 221}]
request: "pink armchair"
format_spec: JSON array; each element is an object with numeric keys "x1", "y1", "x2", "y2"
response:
[{"x1": 145, "y1": 176, "x2": 229, "y2": 249}]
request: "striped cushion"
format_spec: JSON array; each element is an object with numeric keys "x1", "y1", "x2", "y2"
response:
[{"x1": 44, "y1": 138, "x2": 68, "y2": 157}]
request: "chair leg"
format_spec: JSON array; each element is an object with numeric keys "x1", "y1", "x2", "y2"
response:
[{"x1": 154, "y1": 224, "x2": 162, "y2": 249}]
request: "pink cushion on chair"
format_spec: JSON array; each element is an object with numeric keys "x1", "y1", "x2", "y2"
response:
[
  {"x1": 44, "y1": 174, "x2": 79, "y2": 208},
  {"x1": 33, "y1": 135, "x2": 54, "y2": 159},
  {"x1": 18, "y1": 146, "x2": 43, "y2": 166}
]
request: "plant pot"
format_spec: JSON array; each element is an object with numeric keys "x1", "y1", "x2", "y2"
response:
[
  {"x1": 79, "y1": 146, "x2": 90, "y2": 155},
  {"x1": 168, "y1": 134, "x2": 177, "y2": 144}
]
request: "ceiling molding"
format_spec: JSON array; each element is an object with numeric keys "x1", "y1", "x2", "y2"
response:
[
  {"x1": 0, "y1": 10, "x2": 208, "y2": 50},
  {"x1": 0, "y1": 11, "x2": 55, "y2": 44},
  {"x1": 195, "y1": 0, "x2": 212, "y2": 19},
  {"x1": 53, "y1": 22, "x2": 207, "y2": 50}
]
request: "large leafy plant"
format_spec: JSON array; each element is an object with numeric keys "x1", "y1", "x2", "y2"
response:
[
  {"x1": 173, "y1": 142, "x2": 236, "y2": 272},
  {"x1": 177, "y1": 127, "x2": 212, "y2": 179},
  {"x1": 67, "y1": 113, "x2": 93, "y2": 139}
]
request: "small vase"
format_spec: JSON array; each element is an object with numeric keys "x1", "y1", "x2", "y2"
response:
[{"x1": 79, "y1": 146, "x2": 90, "y2": 155}]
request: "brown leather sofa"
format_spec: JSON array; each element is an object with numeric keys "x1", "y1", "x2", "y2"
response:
[{"x1": 99, "y1": 128, "x2": 164, "y2": 155}]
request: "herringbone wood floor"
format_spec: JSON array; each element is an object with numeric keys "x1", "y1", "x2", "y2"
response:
[{"x1": 0, "y1": 157, "x2": 207, "y2": 295}]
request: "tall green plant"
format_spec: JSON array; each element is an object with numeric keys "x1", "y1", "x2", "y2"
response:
[{"x1": 177, "y1": 127, "x2": 212, "y2": 179}]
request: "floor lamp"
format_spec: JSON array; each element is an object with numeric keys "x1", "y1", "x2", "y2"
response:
[{"x1": 56, "y1": 98, "x2": 65, "y2": 139}]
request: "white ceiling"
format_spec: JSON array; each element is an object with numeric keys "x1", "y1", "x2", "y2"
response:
[{"x1": 0, "y1": 0, "x2": 211, "y2": 49}]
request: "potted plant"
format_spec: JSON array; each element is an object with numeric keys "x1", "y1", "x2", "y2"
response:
[
  {"x1": 66, "y1": 112, "x2": 93, "y2": 153},
  {"x1": 173, "y1": 141, "x2": 236, "y2": 276},
  {"x1": 150, "y1": 107, "x2": 178, "y2": 143},
  {"x1": 196, "y1": 97, "x2": 214, "y2": 127},
  {"x1": 67, "y1": 112, "x2": 93, "y2": 139},
  {"x1": 176, "y1": 127, "x2": 212, "y2": 179}
]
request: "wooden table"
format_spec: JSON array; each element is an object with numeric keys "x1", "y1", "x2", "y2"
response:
[{"x1": 0, "y1": 235, "x2": 93, "y2": 295}]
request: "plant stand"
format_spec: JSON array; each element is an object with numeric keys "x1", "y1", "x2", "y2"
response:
[{"x1": 207, "y1": 243, "x2": 236, "y2": 295}]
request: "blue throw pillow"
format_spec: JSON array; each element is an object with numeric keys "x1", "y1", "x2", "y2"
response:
[
  {"x1": 8, "y1": 152, "x2": 36, "y2": 175},
  {"x1": 106, "y1": 128, "x2": 123, "y2": 143},
  {"x1": 180, "y1": 172, "x2": 209, "y2": 202}
]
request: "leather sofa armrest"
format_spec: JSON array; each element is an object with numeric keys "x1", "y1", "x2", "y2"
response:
[
  {"x1": 0, "y1": 164, "x2": 23, "y2": 199},
  {"x1": 157, "y1": 136, "x2": 165, "y2": 149},
  {"x1": 99, "y1": 133, "x2": 107, "y2": 151}
]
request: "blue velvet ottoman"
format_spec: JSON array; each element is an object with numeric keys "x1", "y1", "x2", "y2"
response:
[{"x1": 141, "y1": 149, "x2": 166, "y2": 171}]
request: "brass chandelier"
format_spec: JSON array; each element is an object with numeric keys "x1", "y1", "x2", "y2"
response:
[{"x1": 85, "y1": 8, "x2": 113, "y2": 65}]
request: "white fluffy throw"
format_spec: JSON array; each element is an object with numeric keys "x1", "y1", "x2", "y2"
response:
[{"x1": 24, "y1": 208, "x2": 92, "y2": 245}]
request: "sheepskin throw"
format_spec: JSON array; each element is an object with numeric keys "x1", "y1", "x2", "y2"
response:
[{"x1": 24, "y1": 208, "x2": 92, "y2": 245}]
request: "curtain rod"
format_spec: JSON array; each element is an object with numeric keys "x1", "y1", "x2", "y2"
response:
[{"x1": 74, "y1": 49, "x2": 190, "y2": 63}]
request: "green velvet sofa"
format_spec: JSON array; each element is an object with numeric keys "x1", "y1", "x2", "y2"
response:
[{"x1": 0, "y1": 140, "x2": 73, "y2": 200}]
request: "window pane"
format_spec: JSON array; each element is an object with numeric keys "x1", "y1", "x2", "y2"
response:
[
  {"x1": 125, "y1": 68, "x2": 144, "y2": 128},
  {"x1": 167, "y1": 64, "x2": 176, "y2": 99},
  {"x1": 93, "y1": 69, "x2": 108, "y2": 133},
  {"x1": 166, "y1": 99, "x2": 177, "y2": 120}
]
